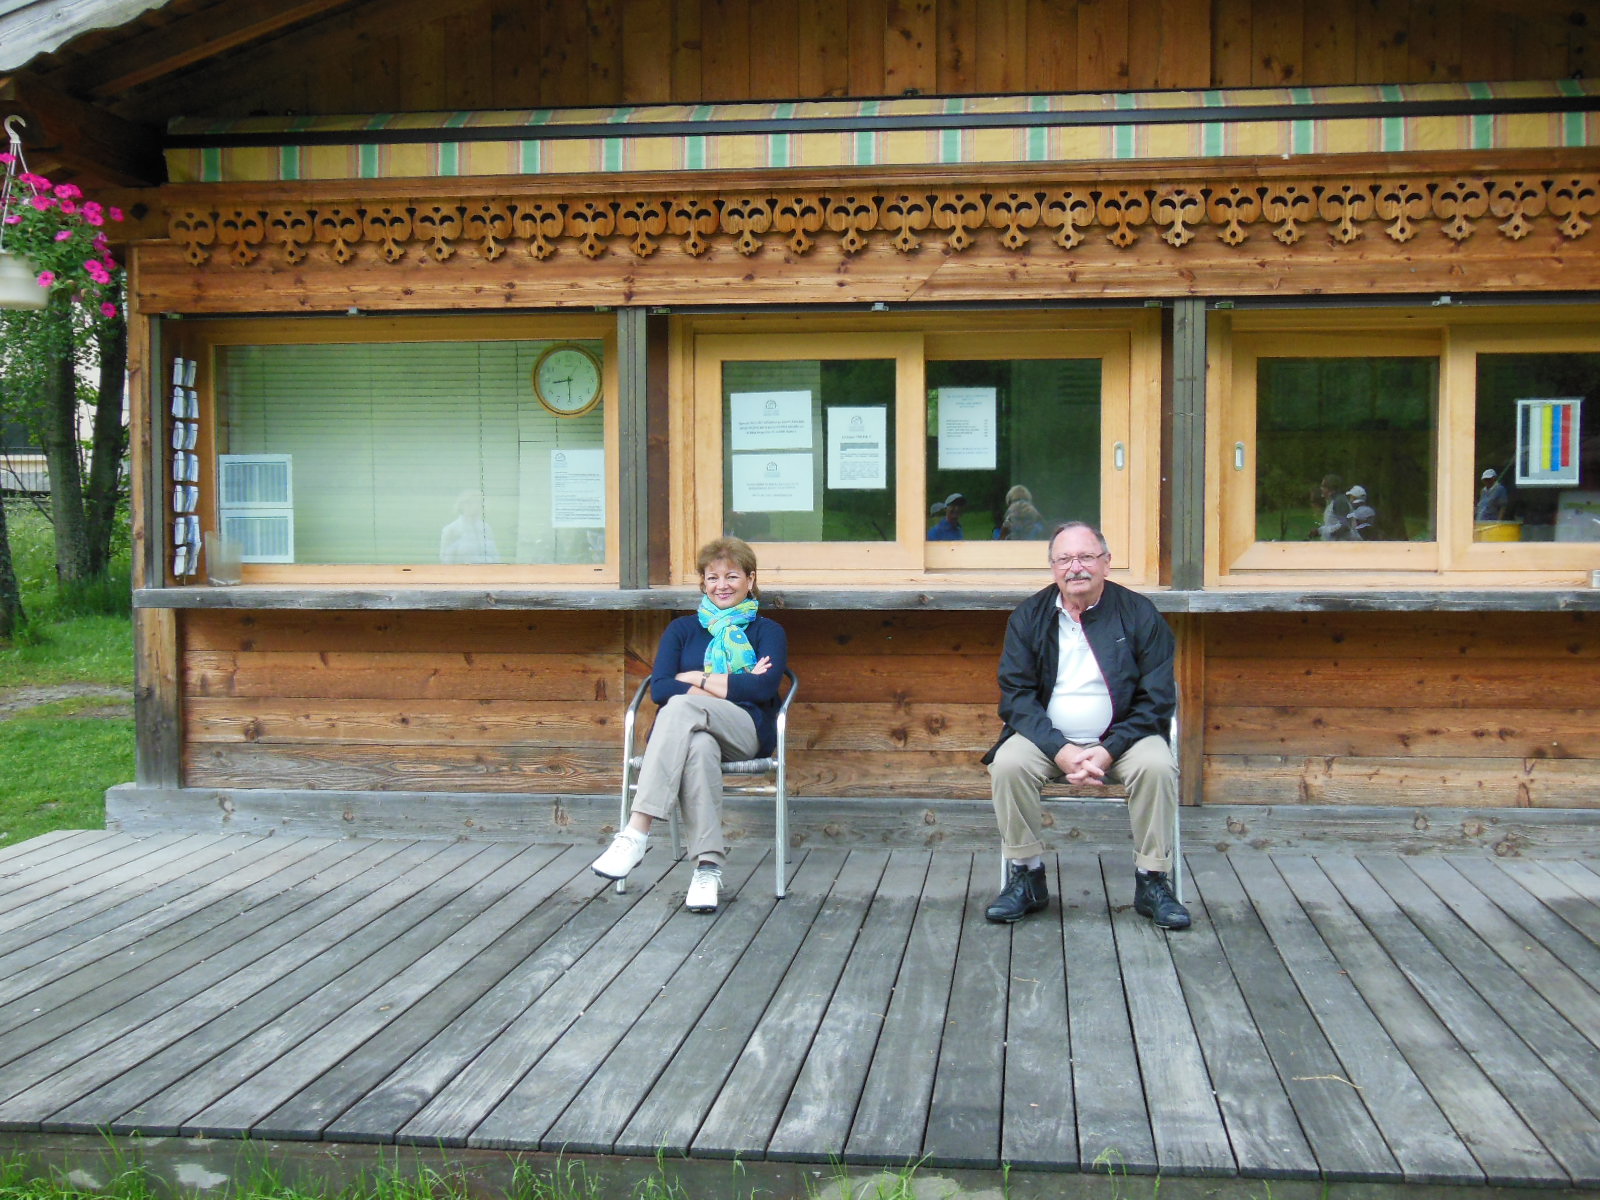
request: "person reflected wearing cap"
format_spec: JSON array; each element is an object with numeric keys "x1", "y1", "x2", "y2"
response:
[
  {"x1": 1345, "y1": 484, "x2": 1377, "y2": 539},
  {"x1": 1476, "y1": 468, "x2": 1509, "y2": 521},
  {"x1": 928, "y1": 492, "x2": 966, "y2": 540}
]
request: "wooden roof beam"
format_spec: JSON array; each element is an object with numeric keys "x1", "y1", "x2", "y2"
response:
[
  {"x1": 0, "y1": 74, "x2": 164, "y2": 186},
  {"x1": 57, "y1": 0, "x2": 363, "y2": 98}
]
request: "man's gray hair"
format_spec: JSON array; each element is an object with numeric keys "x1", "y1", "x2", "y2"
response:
[{"x1": 1047, "y1": 521, "x2": 1111, "y2": 561}]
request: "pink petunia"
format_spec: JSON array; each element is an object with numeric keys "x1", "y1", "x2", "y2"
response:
[
  {"x1": 92, "y1": 234, "x2": 109, "y2": 250},
  {"x1": 36, "y1": 270, "x2": 56, "y2": 287},
  {"x1": 3, "y1": 213, "x2": 19, "y2": 225},
  {"x1": 55, "y1": 229, "x2": 74, "y2": 241},
  {"x1": 53, "y1": 183, "x2": 82, "y2": 200},
  {"x1": 19, "y1": 172, "x2": 52, "y2": 190},
  {"x1": 0, "y1": 153, "x2": 13, "y2": 165},
  {"x1": 101, "y1": 301, "x2": 119, "y2": 319},
  {"x1": 28, "y1": 195, "x2": 55, "y2": 212},
  {"x1": 58, "y1": 198, "x2": 77, "y2": 215},
  {"x1": 85, "y1": 262, "x2": 111, "y2": 284},
  {"x1": 108, "y1": 207, "x2": 124, "y2": 222},
  {"x1": 83, "y1": 201, "x2": 104, "y2": 225}
]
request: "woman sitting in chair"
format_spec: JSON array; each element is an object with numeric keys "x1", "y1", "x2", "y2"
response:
[{"x1": 591, "y1": 536, "x2": 788, "y2": 913}]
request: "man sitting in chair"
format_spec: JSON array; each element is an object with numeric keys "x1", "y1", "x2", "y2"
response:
[{"x1": 982, "y1": 521, "x2": 1189, "y2": 929}]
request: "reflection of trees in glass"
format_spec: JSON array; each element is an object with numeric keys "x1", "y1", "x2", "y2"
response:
[
  {"x1": 1255, "y1": 357, "x2": 1437, "y2": 542},
  {"x1": 927, "y1": 359, "x2": 1100, "y2": 539},
  {"x1": 1476, "y1": 354, "x2": 1600, "y2": 542}
]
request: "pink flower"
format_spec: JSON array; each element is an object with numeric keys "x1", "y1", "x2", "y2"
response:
[
  {"x1": 58, "y1": 198, "x2": 77, "y2": 215},
  {"x1": 100, "y1": 301, "x2": 119, "y2": 319},
  {"x1": 108, "y1": 207, "x2": 124, "y2": 222},
  {"x1": 83, "y1": 201, "x2": 104, "y2": 225},
  {"x1": 85, "y1": 261, "x2": 111, "y2": 284},
  {"x1": 55, "y1": 229, "x2": 74, "y2": 241},
  {"x1": 2, "y1": 213, "x2": 19, "y2": 225},
  {"x1": 36, "y1": 270, "x2": 56, "y2": 287},
  {"x1": 92, "y1": 234, "x2": 109, "y2": 251},
  {"x1": 53, "y1": 183, "x2": 82, "y2": 200},
  {"x1": 28, "y1": 194, "x2": 55, "y2": 212},
  {"x1": 19, "y1": 172, "x2": 51, "y2": 190},
  {"x1": 0, "y1": 153, "x2": 13, "y2": 165}
]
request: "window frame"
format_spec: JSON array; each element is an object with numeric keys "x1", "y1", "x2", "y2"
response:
[{"x1": 179, "y1": 314, "x2": 619, "y2": 585}]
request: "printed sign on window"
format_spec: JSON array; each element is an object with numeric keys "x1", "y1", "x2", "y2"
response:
[{"x1": 1516, "y1": 397, "x2": 1582, "y2": 487}]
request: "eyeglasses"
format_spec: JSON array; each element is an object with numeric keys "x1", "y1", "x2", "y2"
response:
[{"x1": 1050, "y1": 552, "x2": 1108, "y2": 569}]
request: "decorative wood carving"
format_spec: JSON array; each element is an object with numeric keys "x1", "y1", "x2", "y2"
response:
[{"x1": 167, "y1": 174, "x2": 1600, "y2": 267}]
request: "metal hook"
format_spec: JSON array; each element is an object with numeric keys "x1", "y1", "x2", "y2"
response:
[{"x1": 3, "y1": 114, "x2": 24, "y2": 147}]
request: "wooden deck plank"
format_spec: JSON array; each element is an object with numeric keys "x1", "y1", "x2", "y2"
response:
[
  {"x1": 1450, "y1": 857, "x2": 1600, "y2": 989},
  {"x1": 372, "y1": 851, "x2": 680, "y2": 1147},
  {"x1": 997, "y1": 855, "x2": 1076, "y2": 1170},
  {"x1": 764, "y1": 852, "x2": 930, "y2": 1162},
  {"x1": 0, "y1": 830, "x2": 113, "y2": 870},
  {"x1": 1374, "y1": 856, "x2": 1600, "y2": 1107},
  {"x1": 0, "y1": 839, "x2": 427, "y2": 1099},
  {"x1": 692, "y1": 850, "x2": 893, "y2": 1161},
  {"x1": 921, "y1": 852, "x2": 1011, "y2": 1170},
  {"x1": 31, "y1": 841, "x2": 496, "y2": 1135},
  {"x1": 0, "y1": 833, "x2": 205, "y2": 927},
  {"x1": 612, "y1": 851, "x2": 848, "y2": 1157},
  {"x1": 540, "y1": 853, "x2": 794, "y2": 1156},
  {"x1": 0, "y1": 837, "x2": 338, "y2": 1021},
  {"x1": 331, "y1": 849, "x2": 683, "y2": 1144},
  {"x1": 176, "y1": 842, "x2": 549, "y2": 1137},
  {"x1": 1203, "y1": 851, "x2": 1478, "y2": 1190},
  {"x1": 466, "y1": 853, "x2": 770, "y2": 1149},
  {"x1": 1186, "y1": 852, "x2": 1406, "y2": 1182},
  {"x1": 1105, "y1": 852, "x2": 1235, "y2": 1177},
  {"x1": 842, "y1": 852, "x2": 968, "y2": 1166},
  {"x1": 1274, "y1": 855, "x2": 1562, "y2": 1187},
  {"x1": 1159, "y1": 868, "x2": 1317, "y2": 1179},
  {"x1": 1057, "y1": 847, "x2": 1156, "y2": 1173},
  {"x1": 1319, "y1": 855, "x2": 1600, "y2": 1185},
  {"x1": 248, "y1": 844, "x2": 590, "y2": 1140}
]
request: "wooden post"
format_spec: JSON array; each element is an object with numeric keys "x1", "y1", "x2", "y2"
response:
[
  {"x1": 1169, "y1": 298, "x2": 1207, "y2": 590},
  {"x1": 617, "y1": 306, "x2": 648, "y2": 590}
]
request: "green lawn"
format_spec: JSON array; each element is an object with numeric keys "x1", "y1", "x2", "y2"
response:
[{"x1": 0, "y1": 500, "x2": 134, "y2": 848}]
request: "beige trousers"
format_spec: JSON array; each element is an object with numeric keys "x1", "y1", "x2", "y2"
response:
[
  {"x1": 987, "y1": 732, "x2": 1177, "y2": 873},
  {"x1": 631, "y1": 692, "x2": 759, "y2": 866}
]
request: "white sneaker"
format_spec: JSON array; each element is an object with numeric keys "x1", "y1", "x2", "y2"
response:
[
  {"x1": 686, "y1": 864, "x2": 722, "y2": 913},
  {"x1": 592, "y1": 828, "x2": 648, "y2": 879}
]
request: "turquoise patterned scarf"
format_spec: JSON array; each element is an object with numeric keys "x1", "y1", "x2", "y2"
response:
[{"x1": 698, "y1": 594, "x2": 759, "y2": 675}]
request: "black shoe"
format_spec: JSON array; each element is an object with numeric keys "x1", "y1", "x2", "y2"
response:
[
  {"x1": 986, "y1": 862, "x2": 1048, "y2": 923},
  {"x1": 1134, "y1": 871, "x2": 1191, "y2": 929}
]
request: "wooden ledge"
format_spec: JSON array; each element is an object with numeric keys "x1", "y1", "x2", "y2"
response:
[{"x1": 134, "y1": 585, "x2": 1600, "y2": 613}]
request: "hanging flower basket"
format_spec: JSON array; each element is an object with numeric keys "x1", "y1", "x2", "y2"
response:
[{"x1": 0, "y1": 117, "x2": 124, "y2": 318}]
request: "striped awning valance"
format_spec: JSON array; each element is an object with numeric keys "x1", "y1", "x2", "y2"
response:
[{"x1": 165, "y1": 80, "x2": 1600, "y2": 184}]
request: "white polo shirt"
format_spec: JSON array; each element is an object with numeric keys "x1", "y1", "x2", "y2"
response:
[{"x1": 1045, "y1": 595, "x2": 1113, "y2": 743}]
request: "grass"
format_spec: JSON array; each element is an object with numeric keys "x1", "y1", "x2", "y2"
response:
[{"x1": 0, "y1": 498, "x2": 134, "y2": 848}]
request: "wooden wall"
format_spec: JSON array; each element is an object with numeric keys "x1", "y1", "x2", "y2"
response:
[
  {"x1": 104, "y1": 0, "x2": 1596, "y2": 123},
  {"x1": 1203, "y1": 612, "x2": 1600, "y2": 809}
]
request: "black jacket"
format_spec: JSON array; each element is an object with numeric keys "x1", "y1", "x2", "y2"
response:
[{"x1": 982, "y1": 579, "x2": 1174, "y2": 766}]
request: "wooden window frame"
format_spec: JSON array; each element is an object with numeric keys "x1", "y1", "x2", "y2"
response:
[
  {"x1": 680, "y1": 312, "x2": 1159, "y2": 588},
  {"x1": 179, "y1": 314, "x2": 620, "y2": 585}
]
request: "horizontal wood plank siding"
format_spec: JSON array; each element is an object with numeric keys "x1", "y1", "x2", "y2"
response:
[{"x1": 1202, "y1": 612, "x2": 1600, "y2": 808}]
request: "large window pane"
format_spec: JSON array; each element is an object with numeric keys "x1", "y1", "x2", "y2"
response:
[
  {"x1": 721, "y1": 359, "x2": 896, "y2": 542},
  {"x1": 217, "y1": 339, "x2": 606, "y2": 565},
  {"x1": 1255, "y1": 357, "x2": 1436, "y2": 542},
  {"x1": 1474, "y1": 353, "x2": 1599, "y2": 543},
  {"x1": 925, "y1": 359, "x2": 1101, "y2": 541}
]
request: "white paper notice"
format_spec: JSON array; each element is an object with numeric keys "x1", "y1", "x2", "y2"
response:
[
  {"x1": 550, "y1": 448, "x2": 606, "y2": 528},
  {"x1": 731, "y1": 453, "x2": 814, "y2": 512},
  {"x1": 827, "y1": 407, "x2": 888, "y2": 490},
  {"x1": 937, "y1": 387, "x2": 997, "y2": 471},
  {"x1": 729, "y1": 391, "x2": 814, "y2": 450}
]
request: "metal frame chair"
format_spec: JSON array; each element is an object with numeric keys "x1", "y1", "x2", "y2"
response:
[
  {"x1": 999, "y1": 714, "x2": 1183, "y2": 903},
  {"x1": 617, "y1": 668, "x2": 798, "y2": 899}
]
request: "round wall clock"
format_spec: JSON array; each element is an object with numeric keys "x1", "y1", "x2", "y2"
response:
[{"x1": 532, "y1": 343, "x2": 603, "y2": 417}]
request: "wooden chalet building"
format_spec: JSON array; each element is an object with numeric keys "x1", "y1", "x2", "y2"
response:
[{"x1": 3, "y1": 0, "x2": 1598, "y2": 839}]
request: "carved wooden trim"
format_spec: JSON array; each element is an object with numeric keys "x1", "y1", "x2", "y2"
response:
[{"x1": 169, "y1": 174, "x2": 1600, "y2": 267}]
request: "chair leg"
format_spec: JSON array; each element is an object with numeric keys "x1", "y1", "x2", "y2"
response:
[
  {"x1": 1171, "y1": 802, "x2": 1183, "y2": 904},
  {"x1": 774, "y1": 776, "x2": 788, "y2": 899}
]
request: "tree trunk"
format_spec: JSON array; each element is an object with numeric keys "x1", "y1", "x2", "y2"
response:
[
  {"x1": 0, "y1": 495, "x2": 23, "y2": 639},
  {"x1": 37, "y1": 295, "x2": 92, "y2": 584},
  {"x1": 84, "y1": 297, "x2": 129, "y2": 577}
]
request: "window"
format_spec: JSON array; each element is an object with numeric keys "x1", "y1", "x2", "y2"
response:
[
  {"x1": 187, "y1": 316, "x2": 616, "y2": 583},
  {"x1": 687, "y1": 316, "x2": 1154, "y2": 583}
]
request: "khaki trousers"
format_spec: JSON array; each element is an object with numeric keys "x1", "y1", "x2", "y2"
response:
[
  {"x1": 631, "y1": 692, "x2": 760, "y2": 866},
  {"x1": 987, "y1": 732, "x2": 1177, "y2": 873}
]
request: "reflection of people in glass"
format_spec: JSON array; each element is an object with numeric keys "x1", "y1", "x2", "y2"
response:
[
  {"x1": 995, "y1": 484, "x2": 1047, "y2": 540},
  {"x1": 439, "y1": 491, "x2": 500, "y2": 563},
  {"x1": 1476, "y1": 468, "x2": 1510, "y2": 520},
  {"x1": 928, "y1": 492, "x2": 966, "y2": 540},
  {"x1": 590, "y1": 537, "x2": 788, "y2": 915},
  {"x1": 1314, "y1": 474, "x2": 1354, "y2": 541},
  {"x1": 1345, "y1": 485, "x2": 1376, "y2": 539}
]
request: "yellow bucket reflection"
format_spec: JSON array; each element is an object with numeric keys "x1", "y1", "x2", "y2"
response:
[{"x1": 1474, "y1": 520, "x2": 1522, "y2": 542}]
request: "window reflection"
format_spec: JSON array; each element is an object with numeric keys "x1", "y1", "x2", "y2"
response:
[{"x1": 1474, "y1": 354, "x2": 1599, "y2": 542}]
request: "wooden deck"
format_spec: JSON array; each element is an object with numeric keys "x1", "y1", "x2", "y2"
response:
[{"x1": 0, "y1": 829, "x2": 1598, "y2": 1190}]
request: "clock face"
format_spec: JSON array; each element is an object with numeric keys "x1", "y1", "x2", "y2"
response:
[{"x1": 533, "y1": 345, "x2": 602, "y2": 416}]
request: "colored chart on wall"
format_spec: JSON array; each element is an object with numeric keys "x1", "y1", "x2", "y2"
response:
[{"x1": 1515, "y1": 397, "x2": 1581, "y2": 487}]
